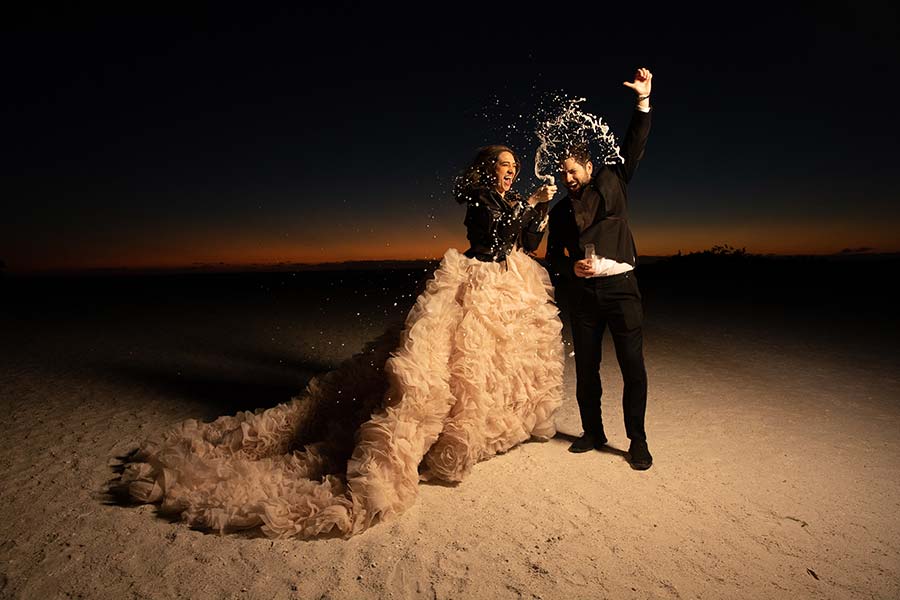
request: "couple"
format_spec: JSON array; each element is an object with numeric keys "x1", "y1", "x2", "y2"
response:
[{"x1": 117, "y1": 68, "x2": 654, "y2": 539}]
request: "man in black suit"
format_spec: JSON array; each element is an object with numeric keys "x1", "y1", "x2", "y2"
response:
[{"x1": 545, "y1": 67, "x2": 654, "y2": 470}]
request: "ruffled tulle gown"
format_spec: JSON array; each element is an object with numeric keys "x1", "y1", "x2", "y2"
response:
[{"x1": 118, "y1": 247, "x2": 563, "y2": 539}]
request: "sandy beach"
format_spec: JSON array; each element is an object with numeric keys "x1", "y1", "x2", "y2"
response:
[{"x1": 1, "y1": 259, "x2": 898, "y2": 599}]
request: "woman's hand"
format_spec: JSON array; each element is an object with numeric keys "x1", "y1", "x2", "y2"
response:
[
  {"x1": 528, "y1": 184, "x2": 557, "y2": 206},
  {"x1": 574, "y1": 258, "x2": 596, "y2": 278},
  {"x1": 623, "y1": 67, "x2": 652, "y2": 97}
]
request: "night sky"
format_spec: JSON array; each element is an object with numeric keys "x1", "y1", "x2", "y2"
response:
[{"x1": 3, "y1": 4, "x2": 898, "y2": 272}]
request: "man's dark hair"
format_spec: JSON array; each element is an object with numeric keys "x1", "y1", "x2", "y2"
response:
[{"x1": 562, "y1": 144, "x2": 592, "y2": 167}]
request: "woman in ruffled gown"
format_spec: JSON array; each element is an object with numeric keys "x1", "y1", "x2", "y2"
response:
[{"x1": 118, "y1": 145, "x2": 564, "y2": 539}]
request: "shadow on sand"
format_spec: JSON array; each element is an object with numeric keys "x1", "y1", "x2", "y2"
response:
[
  {"x1": 551, "y1": 430, "x2": 630, "y2": 460},
  {"x1": 100, "y1": 360, "x2": 322, "y2": 418}
]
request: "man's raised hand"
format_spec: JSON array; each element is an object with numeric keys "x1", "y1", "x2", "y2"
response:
[{"x1": 623, "y1": 67, "x2": 652, "y2": 97}]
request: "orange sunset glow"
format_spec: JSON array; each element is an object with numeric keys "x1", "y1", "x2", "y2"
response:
[{"x1": 7, "y1": 216, "x2": 897, "y2": 274}]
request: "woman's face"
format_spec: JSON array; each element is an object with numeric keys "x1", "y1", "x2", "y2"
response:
[{"x1": 493, "y1": 151, "x2": 518, "y2": 195}]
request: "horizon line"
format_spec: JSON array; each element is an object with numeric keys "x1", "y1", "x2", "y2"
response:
[{"x1": 4, "y1": 249, "x2": 899, "y2": 277}]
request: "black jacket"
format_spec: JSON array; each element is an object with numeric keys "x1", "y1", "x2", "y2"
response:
[
  {"x1": 546, "y1": 109, "x2": 651, "y2": 288},
  {"x1": 463, "y1": 187, "x2": 549, "y2": 262}
]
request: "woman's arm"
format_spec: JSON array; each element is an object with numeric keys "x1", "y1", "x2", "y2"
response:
[{"x1": 520, "y1": 184, "x2": 556, "y2": 252}]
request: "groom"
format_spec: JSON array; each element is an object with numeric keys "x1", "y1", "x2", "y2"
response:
[{"x1": 545, "y1": 67, "x2": 654, "y2": 470}]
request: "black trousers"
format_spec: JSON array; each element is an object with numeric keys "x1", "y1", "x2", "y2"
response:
[{"x1": 569, "y1": 270, "x2": 647, "y2": 441}]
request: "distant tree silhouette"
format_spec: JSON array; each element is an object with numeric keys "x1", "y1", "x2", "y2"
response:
[
  {"x1": 668, "y1": 244, "x2": 754, "y2": 264},
  {"x1": 694, "y1": 244, "x2": 747, "y2": 257}
]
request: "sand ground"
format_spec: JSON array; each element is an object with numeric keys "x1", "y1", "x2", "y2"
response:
[{"x1": 1, "y1": 269, "x2": 898, "y2": 599}]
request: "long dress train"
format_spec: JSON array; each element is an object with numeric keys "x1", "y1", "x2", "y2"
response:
[{"x1": 118, "y1": 248, "x2": 564, "y2": 539}]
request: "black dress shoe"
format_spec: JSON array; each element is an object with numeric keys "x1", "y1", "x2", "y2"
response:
[
  {"x1": 568, "y1": 432, "x2": 608, "y2": 453},
  {"x1": 628, "y1": 440, "x2": 653, "y2": 470}
]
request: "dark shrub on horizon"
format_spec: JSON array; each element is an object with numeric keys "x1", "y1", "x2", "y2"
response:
[{"x1": 635, "y1": 245, "x2": 899, "y2": 314}]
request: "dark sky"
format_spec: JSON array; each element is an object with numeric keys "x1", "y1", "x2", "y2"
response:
[{"x1": 3, "y1": 4, "x2": 898, "y2": 271}]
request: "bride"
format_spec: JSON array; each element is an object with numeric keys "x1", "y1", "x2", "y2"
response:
[{"x1": 118, "y1": 145, "x2": 564, "y2": 539}]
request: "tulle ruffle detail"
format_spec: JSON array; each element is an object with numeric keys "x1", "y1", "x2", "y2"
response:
[{"x1": 118, "y1": 248, "x2": 564, "y2": 538}]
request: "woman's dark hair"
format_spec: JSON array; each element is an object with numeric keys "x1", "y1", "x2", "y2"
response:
[{"x1": 454, "y1": 145, "x2": 520, "y2": 204}]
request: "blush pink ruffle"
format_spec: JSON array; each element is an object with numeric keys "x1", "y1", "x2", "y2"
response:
[{"x1": 119, "y1": 248, "x2": 564, "y2": 538}]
